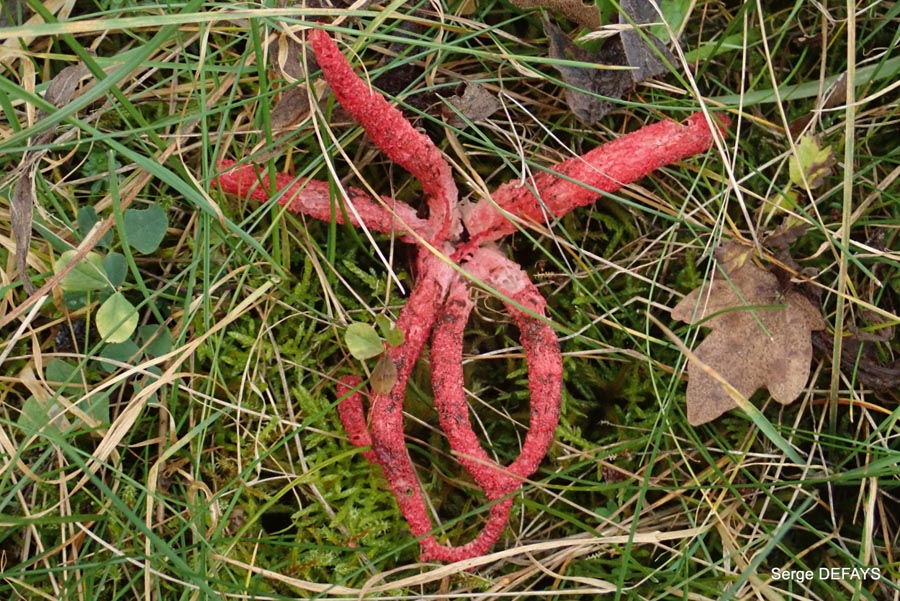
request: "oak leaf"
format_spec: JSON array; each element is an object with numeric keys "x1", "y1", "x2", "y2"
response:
[{"x1": 671, "y1": 243, "x2": 826, "y2": 425}]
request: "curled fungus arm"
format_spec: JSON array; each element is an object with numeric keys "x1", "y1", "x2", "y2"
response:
[
  {"x1": 335, "y1": 376, "x2": 376, "y2": 463},
  {"x1": 431, "y1": 246, "x2": 561, "y2": 497}
]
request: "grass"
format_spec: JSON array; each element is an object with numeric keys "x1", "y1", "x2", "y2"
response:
[{"x1": 1, "y1": 0, "x2": 899, "y2": 599}]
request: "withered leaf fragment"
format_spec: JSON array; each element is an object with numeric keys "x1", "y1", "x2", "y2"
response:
[
  {"x1": 544, "y1": 0, "x2": 674, "y2": 122},
  {"x1": 13, "y1": 60, "x2": 90, "y2": 293},
  {"x1": 0, "y1": 0, "x2": 32, "y2": 28},
  {"x1": 269, "y1": 86, "x2": 311, "y2": 131},
  {"x1": 443, "y1": 82, "x2": 502, "y2": 128},
  {"x1": 11, "y1": 178, "x2": 35, "y2": 292},
  {"x1": 268, "y1": 32, "x2": 311, "y2": 131},
  {"x1": 671, "y1": 243, "x2": 826, "y2": 426},
  {"x1": 42, "y1": 61, "x2": 89, "y2": 109},
  {"x1": 617, "y1": 0, "x2": 673, "y2": 84}
]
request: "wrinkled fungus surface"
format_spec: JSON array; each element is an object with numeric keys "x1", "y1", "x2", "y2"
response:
[{"x1": 214, "y1": 27, "x2": 727, "y2": 562}]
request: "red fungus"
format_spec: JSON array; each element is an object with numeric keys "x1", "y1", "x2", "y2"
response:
[
  {"x1": 214, "y1": 158, "x2": 430, "y2": 241},
  {"x1": 306, "y1": 29, "x2": 460, "y2": 244},
  {"x1": 213, "y1": 27, "x2": 727, "y2": 562},
  {"x1": 462, "y1": 112, "x2": 730, "y2": 244}
]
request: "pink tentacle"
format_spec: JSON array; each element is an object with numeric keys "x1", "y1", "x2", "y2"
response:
[
  {"x1": 335, "y1": 376, "x2": 377, "y2": 463},
  {"x1": 431, "y1": 276, "x2": 521, "y2": 499},
  {"x1": 362, "y1": 253, "x2": 460, "y2": 550},
  {"x1": 462, "y1": 112, "x2": 729, "y2": 243},
  {"x1": 214, "y1": 160, "x2": 430, "y2": 241},
  {"x1": 464, "y1": 246, "x2": 562, "y2": 481},
  {"x1": 355, "y1": 251, "x2": 517, "y2": 562},
  {"x1": 307, "y1": 29, "x2": 460, "y2": 244},
  {"x1": 418, "y1": 496, "x2": 515, "y2": 562}
]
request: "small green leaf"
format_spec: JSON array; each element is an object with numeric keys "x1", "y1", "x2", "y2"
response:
[
  {"x1": 46, "y1": 358, "x2": 78, "y2": 382},
  {"x1": 345, "y1": 322, "x2": 384, "y2": 360},
  {"x1": 54, "y1": 250, "x2": 109, "y2": 292},
  {"x1": 651, "y1": 0, "x2": 691, "y2": 40},
  {"x1": 132, "y1": 379, "x2": 158, "y2": 406},
  {"x1": 375, "y1": 315, "x2": 405, "y2": 347},
  {"x1": 18, "y1": 396, "x2": 49, "y2": 433},
  {"x1": 769, "y1": 189, "x2": 799, "y2": 214},
  {"x1": 789, "y1": 135, "x2": 835, "y2": 189},
  {"x1": 96, "y1": 292, "x2": 139, "y2": 344},
  {"x1": 76, "y1": 206, "x2": 113, "y2": 247},
  {"x1": 124, "y1": 204, "x2": 168, "y2": 254},
  {"x1": 139, "y1": 325, "x2": 172, "y2": 357},
  {"x1": 84, "y1": 390, "x2": 110, "y2": 425},
  {"x1": 102, "y1": 252, "x2": 127, "y2": 287},
  {"x1": 18, "y1": 395, "x2": 68, "y2": 434},
  {"x1": 46, "y1": 359, "x2": 80, "y2": 394},
  {"x1": 98, "y1": 339, "x2": 141, "y2": 373}
]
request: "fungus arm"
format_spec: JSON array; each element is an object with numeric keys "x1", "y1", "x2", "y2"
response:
[
  {"x1": 434, "y1": 246, "x2": 561, "y2": 488},
  {"x1": 470, "y1": 247, "x2": 563, "y2": 480},
  {"x1": 307, "y1": 29, "x2": 460, "y2": 243},
  {"x1": 214, "y1": 160, "x2": 430, "y2": 241},
  {"x1": 463, "y1": 113, "x2": 728, "y2": 243}
]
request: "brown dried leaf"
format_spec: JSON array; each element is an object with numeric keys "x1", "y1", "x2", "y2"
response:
[
  {"x1": 671, "y1": 243, "x2": 826, "y2": 425},
  {"x1": 544, "y1": 1, "x2": 674, "y2": 122},
  {"x1": 0, "y1": 0, "x2": 32, "y2": 28},
  {"x1": 812, "y1": 331, "x2": 900, "y2": 392},
  {"x1": 43, "y1": 61, "x2": 89, "y2": 110},
  {"x1": 12, "y1": 177, "x2": 35, "y2": 293},
  {"x1": 443, "y1": 82, "x2": 502, "y2": 127},
  {"x1": 13, "y1": 60, "x2": 90, "y2": 292},
  {"x1": 273, "y1": 30, "x2": 307, "y2": 80},
  {"x1": 267, "y1": 33, "x2": 311, "y2": 130},
  {"x1": 370, "y1": 354, "x2": 398, "y2": 396},
  {"x1": 270, "y1": 86, "x2": 311, "y2": 130},
  {"x1": 618, "y1": 0, "x2": 673, "y2": 84},
  {"x1": 764, "y1": 219, "x2": 808, "y2": 254},
  {"x1": 545, "y1": 20, "x2": 628, "y2": 122}
]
